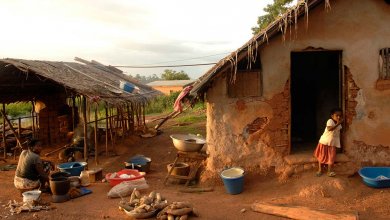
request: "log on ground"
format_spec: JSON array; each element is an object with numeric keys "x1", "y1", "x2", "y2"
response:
[{"x1": 251, "y1": 202, "x2": 358, "y2": 220}]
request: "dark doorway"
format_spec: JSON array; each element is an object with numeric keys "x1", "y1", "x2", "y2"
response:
[{"x1": 290, "y1": 51, "x2": 341, "y2": 153}]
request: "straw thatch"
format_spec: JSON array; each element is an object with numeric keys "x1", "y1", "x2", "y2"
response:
[
  {"x1": 0, "y1": 58, "x2": 162, "y2": 105},
  {"x1": 191, "y1": 0, "x2": 328, "y2": 95}
]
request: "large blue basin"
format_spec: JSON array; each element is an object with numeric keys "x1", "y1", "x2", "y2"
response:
[
  {"x1": 57, "y1": 162, "x2": 87, "y2": 176},
  {"x1": 358, "y1": 167, "x2": 390, "y2": 188}
]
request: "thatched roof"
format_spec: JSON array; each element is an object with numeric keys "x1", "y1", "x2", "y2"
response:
[
  {"x1": 0, "y1": 58, "x2": 162, "y2": 105},
  {"x1": 191, "y1": 0, "x2": 328, "y2": 95}
]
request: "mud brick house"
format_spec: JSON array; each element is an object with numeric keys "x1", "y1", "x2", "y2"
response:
[
  {"x1": 147, "y1": 80, "x2": 195, "y2": 95},
  {"x1": 191, "y1": 0, "x2": 390, "y2": 180}
]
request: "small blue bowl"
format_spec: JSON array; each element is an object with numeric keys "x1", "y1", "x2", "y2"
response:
[
  {"x1": 57, "y1": 162, "x2": 87, "y2": 176},
  {"x1": 358, "y1": 167, "x2": 390, "y2": 188}
]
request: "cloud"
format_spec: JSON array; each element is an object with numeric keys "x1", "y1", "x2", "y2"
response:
[{"x1": 0, "y1": 0, "x2": 272, "y2": 79}]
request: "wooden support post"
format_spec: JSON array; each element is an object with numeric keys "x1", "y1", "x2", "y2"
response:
[
  {"x1": 18, "y1": 117, "x2": 21, "y2": 138},
  {"x1": 31, "y1": 101, "x2": 35, "y2": 139},
  {"x1": 2, "y1": 104, "x2": 6, "y2": 159},
  {"x1": 108, "y1": 108, "x2": 116, "y2": 155},
  {"x1": 142, "y1": 103, "x2": 146, "y2": 127},
  {"x1": 82, "y1": 97, "x2": 88, "y2": 162},
  {"x1": 251, "y1": 203, "x2": 359, "y2": 220},
  {"x1": 126, "y1": 104, "x2": 132, "y2": 134},
  {"x1": 129, "y1": 103, "x2": 134, "y2": 133},
  {"x1": 105, "y1": 104, "x2": 109, "y2": 157},
  {"x1": 123, "y1": 106, "x2": 128, "y2": 137},
  {"x1": 108, "y1": 108, "x2": 114, "y2": 146},
  {"x1": 120, "y1": 107, "x2": 125, "y2": 142},
  {"x1": 0, "y1": 110, "x2": 23, "y2": 160},
  {"x1": 35, "y1": 109, "x2": 39, "y2": 134},
  {"x1": 94, "y1": 106, "x2": 98, "y2": 165},
  {"x1": 134, "y1": 104, "x2": 139, "y2": 129},
  {"x1": 130, "y1": 102, "x2": 134, "y2": 123},
  {"x1": 47, "y1": 114, "x2": 51, "y2": 145},
  {"x1": 72, "y1": 96, "x2": 76, "y2": 130}
]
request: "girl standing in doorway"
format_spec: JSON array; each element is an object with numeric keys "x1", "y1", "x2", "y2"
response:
[{"x1": 314, "y1": 108, "x2": 343, "y2": 177}]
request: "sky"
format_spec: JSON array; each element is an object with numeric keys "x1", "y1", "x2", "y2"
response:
[{"x1": 0, "y1": 0, "x2": 273, "y2": 79}]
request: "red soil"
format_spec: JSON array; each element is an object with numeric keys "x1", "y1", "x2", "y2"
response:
[{"x1": 0, "y1": 119, "x2": 389, "y2": 220}]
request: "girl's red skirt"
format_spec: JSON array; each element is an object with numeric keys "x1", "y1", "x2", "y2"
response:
[{"x1": 314, "y1": 143, "x2": 336, "y2": 165}]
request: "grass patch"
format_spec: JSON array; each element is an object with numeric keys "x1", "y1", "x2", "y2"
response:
[
  {"x1": 145, "y1": 91, "x2": 181, "y2": 114},
  {"x1": 174, "y1": 114, "x2": 206, "y2": 124},
  {"x1": 168, "y1": 125, "x2": 205, "y2": 136},
  {"x1": 0, "y1": 102, "x2": 32, "y2": 120}
]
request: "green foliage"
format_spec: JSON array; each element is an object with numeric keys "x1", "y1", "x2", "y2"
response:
[
  {"x1": 191, "y1": 102, "x2": 205, "y2": 111},
  {"x1": 129, "y1": 69, "x2": 189, "y2": 84},
  {"x1": 145, "y1": 91, "x2": 181, "y2": 114},
  {"x1": 145, "y1": 91, "x2": 206, "y2": 115},
  {"x1": 168, "y1": 111, "x2": 206, "y2": 136},
  {"x1": 131, "y1": 73, "x2": 161, "y2": 84},
  {"x1": 161, "y1": 69, "x2": 190, "y2": 80},
  {"x1": 4, "y1": 102, "x2": 32, "y2": 118},
  {"x1": 252, "y1": 0, "x2": 294, "y2": 34},
  {"x1": 169, "y1": 125, "x2": 205, "y2": 135},
  {"x1": 175, "y1": 114, "x2": 206, "y2": 124}
]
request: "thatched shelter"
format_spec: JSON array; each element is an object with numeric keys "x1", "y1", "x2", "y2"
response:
[
  {"x1": 0, "y1": 57, "x2": 161, "y2": 162},
  {"x1": 0, "y1": 58, "x2": 158, "y2": 104},
  {"x1": 191, "y1": 0, "x2": 390, "y2": 180}
]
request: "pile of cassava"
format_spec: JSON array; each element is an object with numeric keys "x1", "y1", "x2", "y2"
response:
[
  {"x1": 118, "y1": 189, "x2": 197, "y2": 219},
  {"x1": 156, "y1": 201, "x2": 198, "y2": 220}
]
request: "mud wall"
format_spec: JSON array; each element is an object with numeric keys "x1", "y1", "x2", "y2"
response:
[
  {"x1": 202, "y1": 0, "x2": 390, "y2": 180},
  {"x1": 151, "y1": 86, "x2": 183, "y2": 95}
]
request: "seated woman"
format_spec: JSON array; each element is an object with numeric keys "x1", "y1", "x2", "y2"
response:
[{"x1": 14, "y1": 139, "x2": 54, "y2": 192}]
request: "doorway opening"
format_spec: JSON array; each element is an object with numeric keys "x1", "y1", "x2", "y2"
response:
[{"x1": 290, "y1": 51, "x2": 342, "y2": 153}]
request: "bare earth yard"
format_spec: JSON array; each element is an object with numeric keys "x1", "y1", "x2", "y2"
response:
[{"x1": 0, "y1": 113, "x2": 389, "y2": 220}]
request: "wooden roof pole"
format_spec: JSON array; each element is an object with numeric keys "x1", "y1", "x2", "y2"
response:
[
  {"x1": 2, "y1": 104, "x2": 6, "y2": 160},
  {"x1": 31, "y1": 101, "x2": 36, "y2": 139},
  {"x1": 105, "y1": 103, "x2": 109, "y2": 157},
  {"x1": 94, "y1": 106, "x2": 98, "y2": 165},
  {"x1": 72, "y1": 96, "x2": 76, "y2": 131},
  {"x1": 0, "y1": 109, "x2": 23, "y2": 160},
  {"x1": 82, "y1": 96, "x2": 88, "y2": 163}
]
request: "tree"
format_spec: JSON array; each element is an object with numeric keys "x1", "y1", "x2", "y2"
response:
[
  {"x1": 131, "y1": 73, "x2": 161, "y2": 84},
  {"x1": 251, "y1": 0, "x2": 294, "y2": 35},
  {"x1": 161, "y1": 69, "x2": 190, "y2": 80}
]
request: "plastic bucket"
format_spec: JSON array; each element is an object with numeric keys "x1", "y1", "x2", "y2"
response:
[{"x1": 220, "y1": 167, "x2": 245, "y2": 195}]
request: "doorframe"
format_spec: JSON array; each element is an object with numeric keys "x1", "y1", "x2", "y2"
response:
[{"x1": 288, "y1": 49, "x2": 344, "y2": 155}]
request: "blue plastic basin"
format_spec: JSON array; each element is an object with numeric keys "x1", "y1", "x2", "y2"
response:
[
  {"x1": 125, "y1": 155, "x2": 151, "y2": 172},
  {"x1": 358, "y1": 167, "x2": 390, "y2": 188},
  {"x1": 57, "y1": 162, "x2": 87, "y2": 176}
]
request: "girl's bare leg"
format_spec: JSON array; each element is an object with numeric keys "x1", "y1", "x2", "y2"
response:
[
  {"x1": 318, "y1": 162, "x2": 322, "y2": 173},
  {"x1": 328, "y1": 164, "x2": 333, "y2": 173}
]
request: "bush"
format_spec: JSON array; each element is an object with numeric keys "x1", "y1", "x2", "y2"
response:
[
  {"x1": 5, "y1": 102, "x2": 32, "y2": 118},
  {"x1": 145, "y1": 92, "x2": 206, "y2": 115},
  {"x1": 145, "y1": 91, "x2": 181, "y2": 114}
]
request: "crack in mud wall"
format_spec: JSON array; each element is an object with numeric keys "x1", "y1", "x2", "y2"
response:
[
  {"x1": 345, "y1": 66, "x2": 360, "y2": 129},
  {"x1": 353, "y1": 140, "x2": 390, "y2": 166}
]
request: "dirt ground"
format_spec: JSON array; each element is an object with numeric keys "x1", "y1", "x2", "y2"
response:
[{"x1": 0, "y1": 115, "x2": 389, "y2": 220}]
